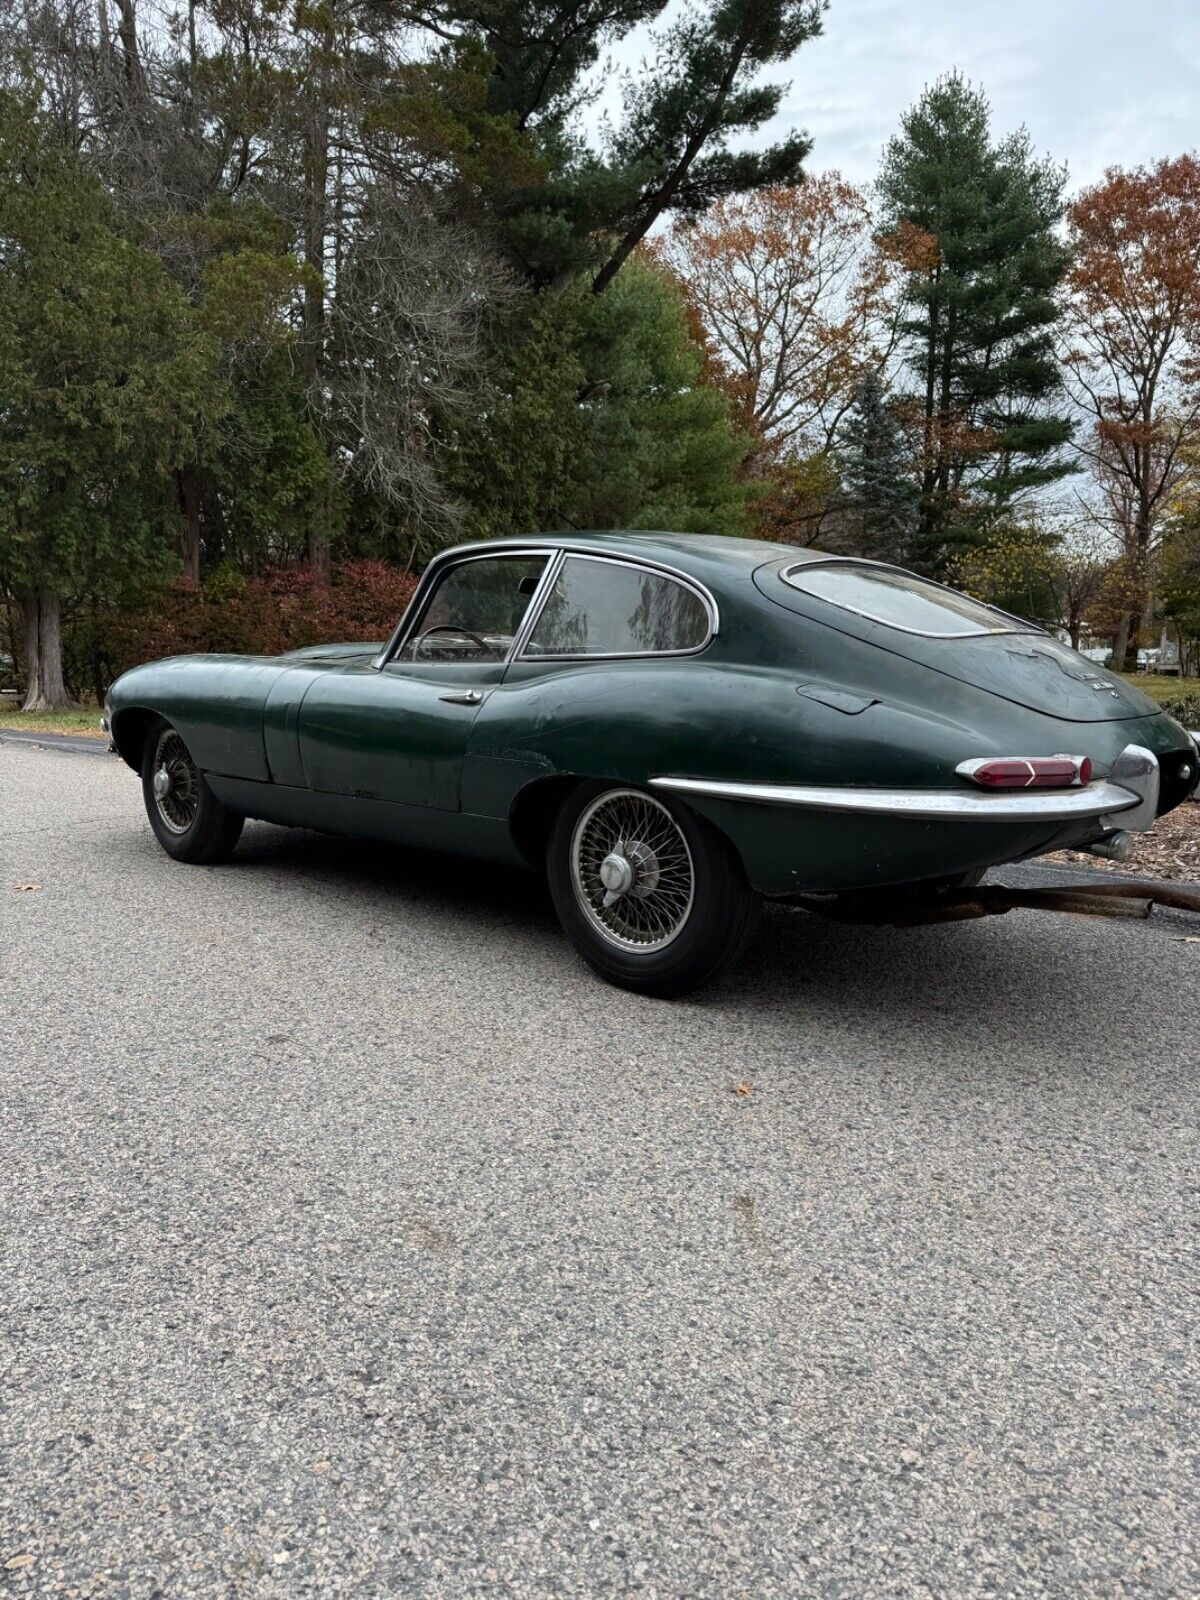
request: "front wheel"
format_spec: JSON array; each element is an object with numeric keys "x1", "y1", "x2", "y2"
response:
[
  {"x1": 140, "y1": 719, "x2": 244, "y2": 864},
  {"x1": 546, "y1": 783, "x2": 759, "y2": 998}
]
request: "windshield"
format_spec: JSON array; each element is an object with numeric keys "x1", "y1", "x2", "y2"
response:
[{"x1": 780, "y1": 562, "x2": 1037, "y2": 639}]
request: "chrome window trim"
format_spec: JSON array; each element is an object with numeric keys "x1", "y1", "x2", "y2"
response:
[
  {"x1": 650, "y1": 773, "x2": 1147, "y2": 825},
  {"x1": 510, "y1": 548, "x2": 566, "y2": 659},
  {"x1": 778, "y1": 557, "x2": 1043, "y2": 641},
  {"x1": 374, "y1": 546, "x2": 560, "y2": 671},
  {"x1": 516, "y1": 549, "x2": 719, "y2": 663}
]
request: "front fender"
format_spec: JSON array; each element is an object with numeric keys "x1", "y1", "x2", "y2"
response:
[{"x1": 108, "y1": 655, "x2": 284, "y2": 781}]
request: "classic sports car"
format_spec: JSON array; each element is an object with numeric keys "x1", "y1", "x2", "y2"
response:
[{"x1": 105, "y1": 531, "x2": 1199, "y2": 995}]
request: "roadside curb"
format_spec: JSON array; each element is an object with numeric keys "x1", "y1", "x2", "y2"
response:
[{"x1": 0, "y1": 728, "x2": 113, "y2": 757}]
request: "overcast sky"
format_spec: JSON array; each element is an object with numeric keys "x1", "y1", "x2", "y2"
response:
[{"x1": 600, "y1": 0, "x2": 1200, "y2": 195}]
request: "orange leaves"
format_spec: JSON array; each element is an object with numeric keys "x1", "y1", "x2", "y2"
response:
[
  {"x1": 1068, "y1": 156, "x2": 1200, "y2": 322},
  {"x1": 651, "y1": 175, "x2": 898, "y2": 456},
  {"x1": 82, "y1": 560, "x2": 418, "y2": 682},
  {"x1": 1064, "y1": 156, "x2": 1200, "y2": 639},
  {"x1": 878, "y1": 218, "x2": 940, "y2": 278},
  {"x1": 1066, "y1": 156, "x2": 1200, "y2": 405}
]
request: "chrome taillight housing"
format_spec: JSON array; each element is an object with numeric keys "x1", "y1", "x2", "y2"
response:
[{"x1": 955, "y1": 755, "x2": 1092, "y2": 790}]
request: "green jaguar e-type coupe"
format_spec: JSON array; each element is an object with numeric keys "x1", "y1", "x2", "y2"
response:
[{"x1": 104, "y1": 531, "x2": 1198, "y2": 995}]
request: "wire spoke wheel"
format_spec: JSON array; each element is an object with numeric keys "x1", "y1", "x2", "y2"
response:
[
  {"x1": 570, "y1": 789, "x2": 695, "y2": 952},
  {"x1": 151, "y1": 727, "x2": 200, "y2": 835}
]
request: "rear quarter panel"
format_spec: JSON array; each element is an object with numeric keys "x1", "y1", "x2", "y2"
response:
[
  {"x1": 468, "y1": 626, "x2": 1192, "y2": 894},
  {"x1": 471, "y1": 621, "x2": 1184, "y2": 810}
]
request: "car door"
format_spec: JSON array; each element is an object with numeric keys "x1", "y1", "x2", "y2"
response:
[{"x1": 296, "y1": 551, "x2": 551, "y2": 808}]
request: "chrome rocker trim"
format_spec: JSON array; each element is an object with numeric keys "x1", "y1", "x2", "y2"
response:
[{"x1": 651, "y1": 745, "x2": 1161, "y2": 828}]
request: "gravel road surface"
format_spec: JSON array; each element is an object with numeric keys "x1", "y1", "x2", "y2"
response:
[{"x1": 2, "y1": 742, "x2": 1198, "y2": 1598}]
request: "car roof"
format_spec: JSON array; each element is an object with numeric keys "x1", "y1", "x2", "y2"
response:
[{"x1": 445, "y1": 529, "x2": 825, "y2": 593}]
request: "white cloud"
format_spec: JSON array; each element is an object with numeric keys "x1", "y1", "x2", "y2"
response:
[{"x1": 596, "y1": 0, "x2": 1200, "y2": 194}]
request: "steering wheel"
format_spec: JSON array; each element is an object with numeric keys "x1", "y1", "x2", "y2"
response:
[{"x1": 411, "y1": 624, "x2": 491, "y2": 660}]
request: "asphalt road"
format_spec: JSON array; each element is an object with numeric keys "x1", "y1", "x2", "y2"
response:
[{"x1": 2, "y1": 742, "x2": 1198, "y2": 1599}]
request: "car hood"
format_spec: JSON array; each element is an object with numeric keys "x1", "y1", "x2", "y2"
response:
[{"x1": 274, "y1": 642, "x2": 383, "y2": 665}]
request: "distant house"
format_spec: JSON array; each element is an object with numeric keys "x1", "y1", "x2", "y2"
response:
[{"x1": 1157, "y1": 628, "x2": 1183, "y2": 676}]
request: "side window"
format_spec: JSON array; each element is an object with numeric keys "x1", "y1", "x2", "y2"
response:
[
  {"x1": 402, "y1": 555, "x2": 548, "y2": 662},
  {"x1": 525, "y1": 557, "x2": 711, "y2": 658}
]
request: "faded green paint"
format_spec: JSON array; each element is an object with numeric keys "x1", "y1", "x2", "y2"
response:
[{"x1": 108, "y1": 531, "x2": 1198, "y2": 896}]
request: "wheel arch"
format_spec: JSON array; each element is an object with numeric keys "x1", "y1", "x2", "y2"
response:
[
  {"x1": 111, "y1": 706, "x2": 164, "y2": 772},
  {"x1": 508, "y1": 774, "x2": 585, "y2": 870},
  {"x1": 507, "y1": 770, "x2": 749, "y2": 879}
]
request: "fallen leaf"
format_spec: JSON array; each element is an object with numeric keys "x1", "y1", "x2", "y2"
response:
[
  {"x1": 13, "y1": 884, "x2": 41, "y2": 894},
  {"x1": 5, "y1": 1554, "x2": 35, "y2": 1571},
  {"x1": 313, "y1": 1460, "x2": 331, "y2": 1475},
  {"x1": 733, "y1": 1079, "x2": 754, "y2": 1096}
]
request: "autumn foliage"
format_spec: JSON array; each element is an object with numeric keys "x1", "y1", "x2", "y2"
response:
[
  {"x1": 653, "y1": 179, "x2": 894, "y2": 453},
  {"x1": 1064, "y1": 155, "x2": 1200, "y2": 664},
  {"x1": 71, "y1": 561, "x2": 417, "y2": 690}
]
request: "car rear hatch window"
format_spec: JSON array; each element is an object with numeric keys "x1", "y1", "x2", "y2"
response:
[
  {"x1": 780, "y1": 562, "x2": 1022, "y2": 637},
  {"x1": 760, "y1": 559, "x2": 1161, "y2": 723}
]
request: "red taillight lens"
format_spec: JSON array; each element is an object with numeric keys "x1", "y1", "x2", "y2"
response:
[{"x1": 958, "y1": 755, "x2": 1092, "y2": 789}]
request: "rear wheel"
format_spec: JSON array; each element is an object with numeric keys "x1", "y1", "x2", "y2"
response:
[
  {"x1": 141, "y1": 719, "x2": 244, "y2": 864},
  {"x1": 546, "y1": 782, "x2": 759, "y2": 997}
]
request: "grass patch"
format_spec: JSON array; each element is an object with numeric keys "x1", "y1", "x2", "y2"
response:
[
  {"x1": 0, "y1": 704, "x2": 103, "y2": 737},
  {"x1": 1113, "y1": 673, "x2": 1198, "y2": 706}
]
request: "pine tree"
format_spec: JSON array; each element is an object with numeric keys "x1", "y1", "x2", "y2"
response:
[
  {"x1": 442, "y1": 265, "x2": 754, "y2": 540},
  {"x1": 877, "y1": 75, "x2": 1074, "y2": 572},
  {"x1": 836, "y1": 374, "x2": 919, "y2": 564},
  {"x1": 446, "y1": 0, "x2": 825, "y2": 290}
]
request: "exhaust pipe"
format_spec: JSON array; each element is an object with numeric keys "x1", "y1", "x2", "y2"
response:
[{"x1": 1085, "y1": 830, "x2": 1134, "y2": 863}]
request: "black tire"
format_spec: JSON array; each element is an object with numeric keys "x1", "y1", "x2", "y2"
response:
[
  {"x1": 546, "y1": 781, "x2": 760, "y2": 998},
  {"x1": 140, "y1": 718, "x2": 244, "y2": 865}
]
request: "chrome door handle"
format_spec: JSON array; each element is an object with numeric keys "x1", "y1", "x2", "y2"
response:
[{"x1": 439, "y1": 689, "x2": 485, "y2": 706}]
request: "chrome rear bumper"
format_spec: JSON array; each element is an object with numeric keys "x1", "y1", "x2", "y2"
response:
[{"x1": 652, "y1": 744, "x2": 1162, "y2": 829}]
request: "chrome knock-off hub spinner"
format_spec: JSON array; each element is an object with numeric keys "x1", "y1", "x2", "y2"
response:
[
  {"x1": 598, "y1": 840, "x2": 662, "y2": 907},
  {"x1": 599, "y1": 851, "x2": 635, "y2": 896}
]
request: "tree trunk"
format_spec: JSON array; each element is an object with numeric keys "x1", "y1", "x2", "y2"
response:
[
  {"x1": 1112, "y1": 613, "x2": 1133, "y2": 674},
  {"x1": 307, "y1": 489, "x2": 332, "y2": 578},
  {"x1": 590, "y1": 29, "x2": 751, "y2": 297},
  {"x1": 919, "y1": 270, "x2": 940, "y2": 553},
  {"x1": 88, "y1": 593, "x2": 108, "y2": 710},
  {"x1": 19, "y1": 586, "x2": 74, "y2": 711},
  {"x1": 307, "y1": 520, "x2": 331, "y2": 578},
  {"x1": 303, "y1": 29, "x2": 331, "y2": 581},
  {"x1": 1123, "y1": 502, "x2": 1156, "y2": 672},
  {"x1": 177, "y1": 466, "x2": 202, "y2": 581},
  {"x1": 1137, "y1": 574, "x2": 1155, "y2": 669}
]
